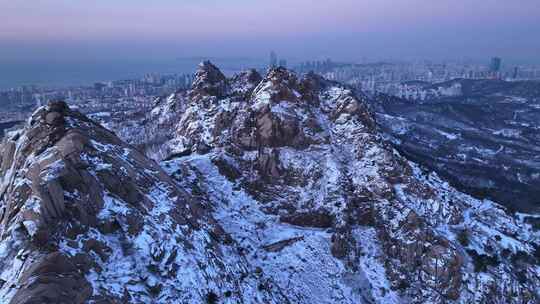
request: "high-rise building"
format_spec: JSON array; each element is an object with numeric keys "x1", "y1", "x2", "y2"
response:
[
  {"x1": 279, "y1": 59, "x2": 287, "y2": 68},
  {"x1": 490, "y1": 57, "x2": 502, "y2": 72},
  {"x1": 270, "y1": 51, "x2": 278, "y2": 68}
]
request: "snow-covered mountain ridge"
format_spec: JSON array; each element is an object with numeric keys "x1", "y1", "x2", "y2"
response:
[
  {"x1": 0, "y1": 100, "x2": 287, "y2": 303},
  {"x1": 0, "y1": 62, "x2": 538, "y2": 303},
  {"x1": 148, "y1": 62, "x2": 540, "y2": 303}
]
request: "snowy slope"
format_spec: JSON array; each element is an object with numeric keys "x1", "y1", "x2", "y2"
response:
[
  {"x1": 149, "y1": 63, "x2": 540, "y2": 304},
  {"x1": 0, "y1": 101, "x2": 288, "y2": 303}
]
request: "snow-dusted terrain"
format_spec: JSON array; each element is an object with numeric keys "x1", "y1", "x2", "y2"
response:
[
  {"x1": 147, "y1": 63, "x2": 540, "y2": 303},
  {"x1": 0, "y1": 101, "x2": 287, "y2": 303},
  {"x1": 371, "y1": 79, "x2": 540, "y2": 213},
  {"x1": 0, "y1": 63, "x2": 538, "y2": 303}
]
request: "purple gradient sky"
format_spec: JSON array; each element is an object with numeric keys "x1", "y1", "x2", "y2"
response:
[{"x1": 1, "y1": 0, "x2": 539, "y2": 63}]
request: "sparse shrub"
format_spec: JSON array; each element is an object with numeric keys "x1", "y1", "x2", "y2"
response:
[
  {"x1": 457, "y1": 229, "x2": 470, "y2": 247},
  {"x1": 467, "y1": 249, "x2": 500, "y2": 272},
  {"x1": 206, "y1": 291, "x2": 219, "y2": 304},
  {"x1": 533, "y1": 244, "x2": 540, "y2": 263},
  {"x1": 511, "y1": 250, "x2": 537, "y2": 265},
  {"x1": 395, "y1": 280, "x2": 410, "y2": 291}
]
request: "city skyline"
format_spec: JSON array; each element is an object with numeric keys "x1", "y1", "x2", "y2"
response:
[{"x1": 1, "y1": 0, "x2": 539, "y2": 64}]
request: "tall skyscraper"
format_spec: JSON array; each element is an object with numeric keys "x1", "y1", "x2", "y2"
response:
[
  {"x1": 279, "y1": 59, "x2": 287, "y2": 68},
  {"x1": 270, "y1": 51, "x2": 278, "y2": 68},
  {"x1": 490, "y1": 57, "x2": 502, "y2": 72}
]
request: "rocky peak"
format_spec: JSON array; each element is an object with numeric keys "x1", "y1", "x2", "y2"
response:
[
  {"x1": 238, "y1": 68, "x2": 263, "y2": 85},
  {"x1": 251, "y1": 67, "x2": 301, "y2": 105},
  {"x1": 149, "y1": 65, "x2": 379, "y2": 157},
  {"x1": 0, "y1": 101, "x2": 286, "y2": 303},
  {"x1": 265, "y1": 67, "x2": 298, "y2": 85},
  {"x1": 297, "y1": 72, "x2": 327, "y2": 104},
  {"x1": 229, "y1": 69, "x2": 263, "y2": 99},
  {"x1": 143, "y1": 63, "x2": 540, "y2": 303},
  {"x1": 189, "y1": 60, "x2": 228, "y2": 99}
]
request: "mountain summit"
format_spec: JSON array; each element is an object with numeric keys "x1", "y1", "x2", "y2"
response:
[
  {"x1": 145, "y1": 63, "x2": 540, "y2": 303},
  {"x1": 190, "y1": 60, "x2": 229, "y2": 99}
]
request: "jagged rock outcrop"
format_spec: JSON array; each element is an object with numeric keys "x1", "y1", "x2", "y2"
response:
[
  {"x1": 230, "y1": 69, "x2": 263, "y2": 99},
  {"x1": 0, "y1": 101, "x2": 288, "y2": 303},
  {"x1": 148, "y1": 63, "x2": 540, "y2": 304},
  {"x1": 190, "y1": 60, "x2": 229, "y2": 100}
]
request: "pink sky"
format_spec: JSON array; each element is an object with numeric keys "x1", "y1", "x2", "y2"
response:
[{"x1": 1, "y1": 0, "x2": 539, "y2": 62}]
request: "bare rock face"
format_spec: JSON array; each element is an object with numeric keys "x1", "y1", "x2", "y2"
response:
[
  {"x1": 0, "y1": 101, "x2": 288, "y2": 303},
  {"x1": 256, "y1": 149, "x2": 281, "y2": 179},
  {"x1": 148, "y1": 63, "x2": 540, "y2": 304},
  {"x1": 189, "y1": 60, "x2": 229, "y2": 100},
  {"x1": 251, "y1": 67, "x2": 302, "y2": 104},
  {"x1": 10, "y1": 252, "x2": 92, "y2": 304},
  {"x1": 230, "y1": 69, "x2": 263, "y2": 99}
]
